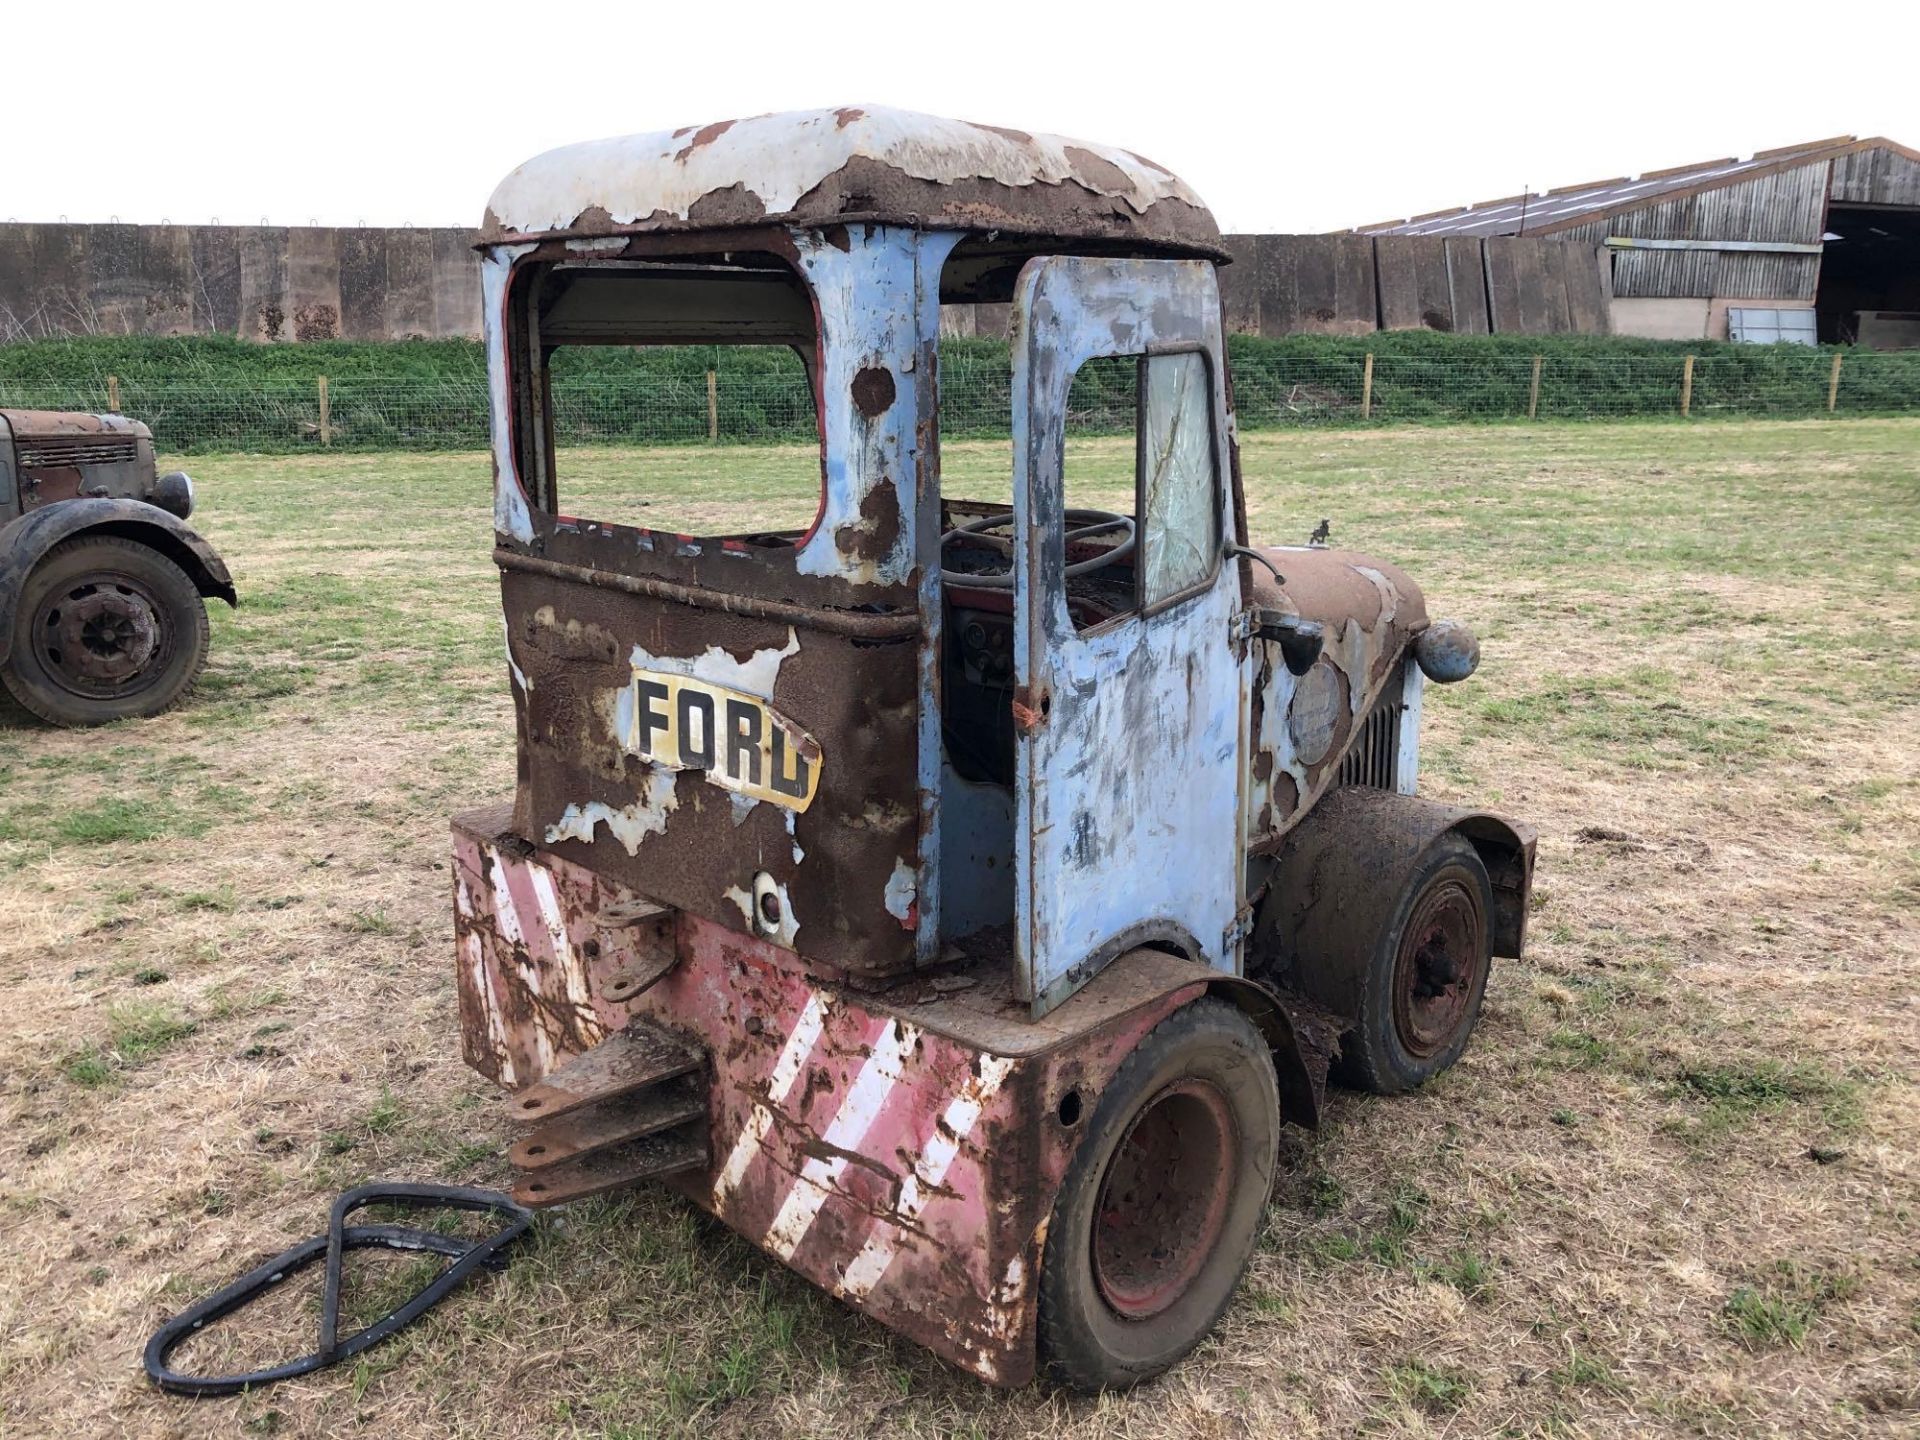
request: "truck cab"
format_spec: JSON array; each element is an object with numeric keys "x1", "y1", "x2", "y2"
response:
[
  {"x1": 0, "y1": 410, "x2": 235, "y2": 725},
  {"x1": 455, "y1": 107, "x2": 1534, "y2": 1390}
]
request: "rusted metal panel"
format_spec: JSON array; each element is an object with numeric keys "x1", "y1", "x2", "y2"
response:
[
  {"x1": 1010, "y1": 257, "x2": 1244, "y2": 1014},
  {"x1": 452, "y1": 814, "x2": 1226, "y2": 1385},
  {"x1": 480, "y1": 106, "x2": 1222, "y2": 257},
  {"x1": 484, "y1": 226, "x2": 963, "y2": 982},
  {"x1": 3, "y1": 410, "x2": 151, "y2": 509},
  {"x1": 1242, "y1": 547, "x2": 1429, "y2": 847}
]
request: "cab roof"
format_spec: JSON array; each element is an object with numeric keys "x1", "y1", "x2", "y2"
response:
[{"x1": 480, "y1": 104, "x2": 1222, "y2": 256}]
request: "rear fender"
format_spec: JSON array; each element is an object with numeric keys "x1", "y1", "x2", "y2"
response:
[{"x1": 0, "y1": 499, "x2": 236, "y2": 666}]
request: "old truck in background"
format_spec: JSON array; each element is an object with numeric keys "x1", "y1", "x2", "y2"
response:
[
  {"x1": 0, "y1": 410, "x2": 235, "y2": 724},
  {"x1": 452, "y1": 106, "x2": 1536, "y2": 1391}
]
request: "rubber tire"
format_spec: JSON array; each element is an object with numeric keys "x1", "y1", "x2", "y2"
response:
[
  {"x1": 1336, "y1": 834, "x2": 1493, "y2": 1096},
  {"x1": 2, "y1": 536, "x2": 210, "y2": 727},
  {"x1": 1037, "y1": 998, "x2": 1280, "y2": 1392}
]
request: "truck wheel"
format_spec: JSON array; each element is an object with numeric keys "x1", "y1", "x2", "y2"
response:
[
  {"x1": 2, "y1": 536, "x2": 210, "y2": 727},
  {"x1": 1037, "y1": 998, "x2": 1279, "y2": 1391},
  {"x1": 1338, "y1": 834, "x2": 1493, "y2": 1095}
]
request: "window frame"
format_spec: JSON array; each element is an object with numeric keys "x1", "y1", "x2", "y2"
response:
[
  {"x1": 504, "y1": 258, "x2": 828, "y2": 541},
  {"x1": 1134, "y1": 342, "x2": 1226, "y2": 620}
]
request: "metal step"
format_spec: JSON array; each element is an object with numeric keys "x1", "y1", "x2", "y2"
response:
[
  {"x1": 508, "y1": 1075, "x2": 705, "y2": 1172},
  {"x1": 511, "y1": 1126, "x2": 708, "y2": 1208},
  {"x1": 506, "y1": 1018, "x2": 703, "y2": 1126}
]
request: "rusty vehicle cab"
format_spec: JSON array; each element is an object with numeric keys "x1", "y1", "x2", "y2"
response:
[
  {"x1": 454, "y1": 107, "x2": 1535, "y2": 1390},
  {"x1": 0, "y1": 410, "x2": 235, "y2": 725}
]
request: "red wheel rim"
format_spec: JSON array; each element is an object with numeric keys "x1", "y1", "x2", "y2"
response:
[
  {"x1": 1090, "y1": 1079, "x2": 1237, "y2": 1320},
  {"x1": 1391, "y1": 876, "x2": 1485, "y2": 1058}
]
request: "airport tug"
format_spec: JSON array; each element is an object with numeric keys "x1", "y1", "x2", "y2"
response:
[{"x1": 452, "y1": 107, "x2": 1533, "y2": 1390}]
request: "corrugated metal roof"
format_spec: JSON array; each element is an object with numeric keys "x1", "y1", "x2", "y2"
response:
[{"x1": 1350, "y1": 136, "x2": 1920, "y2": 237}]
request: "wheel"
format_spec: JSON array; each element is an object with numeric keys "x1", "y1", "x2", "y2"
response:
[
  {"x1": 2, "y1": 536, "x2": 210, "y2": 726},
  {"x1": 1038, "y1": 998, "x2": 1279, "y2": 1391},
  {"x1": 1337, "y1": 834, "x2": 1493, "y2": 1095}
]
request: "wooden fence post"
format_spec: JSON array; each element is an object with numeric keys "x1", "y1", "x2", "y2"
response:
[
  {"x1": 1680, "y1": 354, "x2": 1695, "y2": 418},
  {"x1": 1827, "y1": 352, "x2": 1843, "y2": 413},
  {"x1": 318, "y1": 375, "x2": 332, "y2": 447},
  {"x1": 1528, "y1": 355, "x2": 1543, "y2": 420},
  {"x1": 1360, "y1": 352, "x2": 1375, "y2": 421},
  {"x1": 706, "y1": 369, "x2": 719, "y2": 442},
  {"x1": 107, "y1": 374, "x2": 120, "y2": 412}
]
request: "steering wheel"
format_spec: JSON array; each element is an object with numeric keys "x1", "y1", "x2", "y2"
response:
[{"x1": 940, "y1": 508, "x2": 1136, "y2": 590}]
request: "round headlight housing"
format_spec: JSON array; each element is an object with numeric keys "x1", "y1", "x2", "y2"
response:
[
  {"x1": 1414, "y1": 618, "x2": 1480, "y2": 683},
  {"x1": 148, "y1": 471, "x2": 195, "y2": 519}
]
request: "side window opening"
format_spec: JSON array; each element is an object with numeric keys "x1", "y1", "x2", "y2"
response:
[
  {"x1": 508, "y1": 260, "x2": 824, "y2": 540},
  {"x1": 1059, "y1": 354, "x2": 1141, "y2": 634}
]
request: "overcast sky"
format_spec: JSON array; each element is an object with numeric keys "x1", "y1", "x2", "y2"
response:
[{"x1": 11, "y1": 1, "x2": 1917, "y2": 234}]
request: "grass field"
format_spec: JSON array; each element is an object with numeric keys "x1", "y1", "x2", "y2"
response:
[{"x1": 1, "y1": 418, "x2": 1916, "y2": 1438}]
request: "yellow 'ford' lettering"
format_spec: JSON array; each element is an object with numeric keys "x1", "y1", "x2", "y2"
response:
[{"x1": 621, "y1": 669, "x2": 821, "y2": 813}]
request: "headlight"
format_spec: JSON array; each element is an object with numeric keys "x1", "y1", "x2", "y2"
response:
[
  {"x1": 149, "y1": 471, "x2": 195, "y2": 519},
  {"x1": 1415, "y1": 618, "x2": 1480, "y2": 683}
]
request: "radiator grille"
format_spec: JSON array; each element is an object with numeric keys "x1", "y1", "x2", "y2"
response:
[
  {"x1": 1336, "y1": 696, "x2": 1402, "y2": 791},
  {"x1": 16, "y1": 435, "x2": 139, "y2": 468}
]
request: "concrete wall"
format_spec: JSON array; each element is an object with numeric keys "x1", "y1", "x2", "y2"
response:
[
  {"x1": 0, "y1": 222, "x2": 1613, "y2": 344},
  {"x1": 0, "y1": 223, "x2": 481, "y2": 342},
  {"x1": 1611, "y1": 298, "x2": 1713, "y2": 340}
]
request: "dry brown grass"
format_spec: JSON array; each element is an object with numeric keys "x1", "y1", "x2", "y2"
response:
[{"x1": 1, "y1": 417, "x2": 1915, "y2": 1438}]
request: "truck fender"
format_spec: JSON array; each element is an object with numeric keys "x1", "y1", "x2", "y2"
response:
[
  {"x1": 1255, "y1": 788, "x2": 1538, "y2": 1024},
  {"x1": 0, "y1": 498, "x2": 237, "y2": 668},
  {"x1": 1202, "y1": 972, "x2": 1335, "y2": 1132}
]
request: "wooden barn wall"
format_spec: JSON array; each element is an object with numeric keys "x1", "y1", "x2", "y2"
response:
[
  {"x1": 1553, "y1": 163, "x2": 1830, "y2": 302},
  {"x1": 1217, "y1": 234, "x2": 1608, "y2": 336},
  {"x1": 1830, "y1": 149, "x2": 1920, "y2": 206}
]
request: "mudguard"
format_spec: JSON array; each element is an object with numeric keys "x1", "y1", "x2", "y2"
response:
[
  {"x1": 1257, "y1": 787, "x2": 1537, "y2": 1021},
  {"x1": 0, "y1": 498, "x2": 237, "y2": 667}
]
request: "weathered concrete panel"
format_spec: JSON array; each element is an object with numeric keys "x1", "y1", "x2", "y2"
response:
[
  {"x1": 338, "y1": 229, "x2": 388, "y2": 340},
  {"x1": 189, "y1": 227, "x2": 243, "y2": 334},
  {"x1": 238, "y1": 228, "x2": 292, "y2": 340},
  {"x1": 431, "y1": 228, "x2": 483, "y2": 339},
  {"x1": 1445, "y1": 238, "x2": 1491, "y2": 335},
  {"x1": 385, "y1": 229, "x2": 436, "y2": 338},
  {"x1": 1374, "y1": 237, "x2": 1454, "y2": 331},
  {"x1": 287, "y1": 228, "x2": 342, "y2": 341},
  {"x1": 0, "y1": 223, "x2": 1615, "y2": 344}
]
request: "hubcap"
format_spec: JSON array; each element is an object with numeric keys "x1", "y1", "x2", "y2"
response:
[
  {"x1": 1392, "y1": 877, "x2": 1484, "y2": 1058},
  {"x1": 34, "y1": 574, "x2": 168, "y2": 697},
  {"x1": 1091, "y1": 1079, "x2": 1237, "y2": 1319}
]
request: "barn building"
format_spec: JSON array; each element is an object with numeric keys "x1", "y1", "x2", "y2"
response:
[{"x1": 1353, "y1": 136, "x2": 1920, "y2": 346}]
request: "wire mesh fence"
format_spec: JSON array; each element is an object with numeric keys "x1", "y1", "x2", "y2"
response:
[{"x1": 2, "y1": 347, "x2": 1915, "y2": 454}]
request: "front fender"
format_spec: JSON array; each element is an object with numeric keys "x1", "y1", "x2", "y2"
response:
[
  {"x1": 0, "y1": 499, "x2": 237, "y2": 667},
  {"x1": 1257, "y1": 788, "x2": 1538, "y2": 1025}
]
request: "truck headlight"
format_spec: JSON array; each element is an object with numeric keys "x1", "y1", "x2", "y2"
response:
[
  {"x1": 149, "y1": 471, "x2": 195, "y2": 519},
  {"x1": 1414, "y1": 619, "x2": 1479, "y2": 683}
]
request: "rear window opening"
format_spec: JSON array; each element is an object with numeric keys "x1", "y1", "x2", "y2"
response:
[{"x1": 507, "y1": 260, "x2": 824, "y2": 539}]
